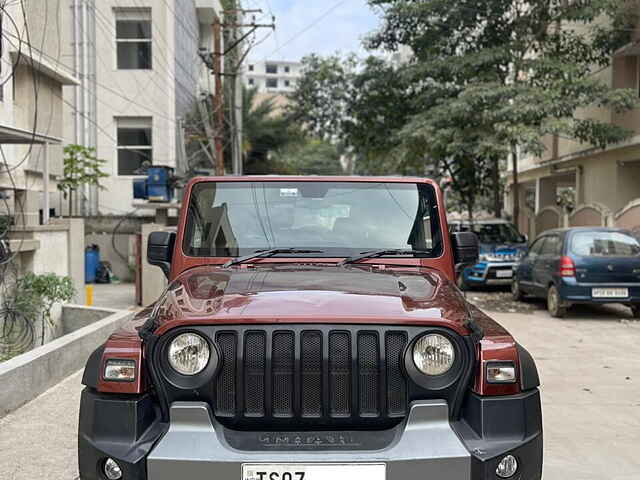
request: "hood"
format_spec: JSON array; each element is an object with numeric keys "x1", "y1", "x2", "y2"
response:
[{"x1": 150, "y1": 264, "x2": 473, "y2": 335}]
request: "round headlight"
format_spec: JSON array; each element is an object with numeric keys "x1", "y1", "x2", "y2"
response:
[
  {"x1": 168, "y1": 333, "x2": 210, "y2": 375},
  {"x1": 413, "y1": 334, "x2": 455, "y2": 376}
]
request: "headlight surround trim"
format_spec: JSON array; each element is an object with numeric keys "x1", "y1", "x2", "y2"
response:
[
  {"x1": 404, "y1": 328, "x2": 465, "y2": 391},
  {"x1": 158, "y1": 329, "x2": 220, "y2": 390}
]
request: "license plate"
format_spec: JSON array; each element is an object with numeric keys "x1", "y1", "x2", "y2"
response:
[
  {"x1": 496, "y1": 270, "x2": 513, "y2": 278},
  {"x1": 592, "y1": 288, "x2": 629, "y2": 298},
  {"x1": 242, "y1": 464, "x2": 386, "y2": 480}
]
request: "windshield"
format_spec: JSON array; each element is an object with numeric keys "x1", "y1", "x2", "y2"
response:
[
  {"x1": 455, "y1": 222, "x2": 525, "y2": 245},
  {"x1": 182, "y1": 181, "x2": 442, "y2": 258},
  {"x1": 570, "y1": 231, "x2": 640, "y2": 257}
]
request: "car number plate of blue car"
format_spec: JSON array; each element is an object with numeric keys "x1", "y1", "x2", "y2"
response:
[
  {"x1": 242, "y1": 463, "x2": 386, "y2": 480},
  {"x1": 592, "y1": 288, "x2": 629, "y2": 298}
]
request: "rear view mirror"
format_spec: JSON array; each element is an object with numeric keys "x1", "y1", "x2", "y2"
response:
[
  {"x1": 148, "y1": 231, "x2": 176, "y2": 279},
  {"x1": 451, "y1": 232, "x2": 479, "y2": 267}
]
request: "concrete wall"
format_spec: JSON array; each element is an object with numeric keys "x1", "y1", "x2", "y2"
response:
[{"x1": 0, "y1": 306, "x2": 134, "y2": 418}]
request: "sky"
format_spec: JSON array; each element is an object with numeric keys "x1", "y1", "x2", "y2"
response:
[{"x1": 245, "y1": 0, "x2": 381, "y2": 62}]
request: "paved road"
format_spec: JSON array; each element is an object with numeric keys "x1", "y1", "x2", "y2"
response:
[{"x1": 0, "y1": 302, "x2": 638, "y2": 480}]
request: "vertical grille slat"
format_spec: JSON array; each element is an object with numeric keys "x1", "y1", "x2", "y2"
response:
[
  {"x1": 215, "y1": 332, "x2": 237, "y2": 416},
  {"x1": 358, "y1": 332, "x2": 380, "y2": 417},
  {"x1": 329, "y1": 332, "x2": 351, "y2": 417},
  {"x1": 385, "y1": 332, "x2": 408, "y2": 417},
  {"x1": 300, "y1": 331, "x2": 322, "y2": 418},
  {"x1": 272, "y1": 331, "x2": 295, "y2": 417},
  {"x1": 244, "y1": 332, "x2": 266, "y2": 417}
]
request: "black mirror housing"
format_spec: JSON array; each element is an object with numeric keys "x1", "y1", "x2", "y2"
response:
[
  {"x1": 148, "y1": 231, "x2": 176, "y2": 279},
  {"x1": 451, "y1": 231, "x2": 479, "y2": 267}
]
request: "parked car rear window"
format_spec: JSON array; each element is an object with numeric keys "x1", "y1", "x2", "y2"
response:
[{"x1": 570, "y1": 231, "x2": 640, "y2": 257}]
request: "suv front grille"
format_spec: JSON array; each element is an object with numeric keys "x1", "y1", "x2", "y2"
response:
[{"x1": 214, "y1": 327, "x2": 409, "y2": 424}]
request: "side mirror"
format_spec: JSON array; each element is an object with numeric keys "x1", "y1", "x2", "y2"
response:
[
  {"x1": 451, "y1": 231, "x2": 479, "y2": 267},
  {"x1": 148, "y1": 231, "x2": 176, "y2": 279}
]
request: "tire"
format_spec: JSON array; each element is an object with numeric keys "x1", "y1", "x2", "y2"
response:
[
  {"x1": 511, "y1": 277, "x2": 524, "y2": 301},
  {"x1": 631, "y1": 305, "x2": 640, "y2": 319},
  {"x1": 547, "y1": 285, "x2": 566, "y2": 318}
]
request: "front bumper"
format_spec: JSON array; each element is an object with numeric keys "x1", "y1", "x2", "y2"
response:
[
  {"x1": 464, "y1": 262, "x2": 517, "y2": 286},
  {"x1": 79, "y1": 389, "x2": 542, "y2": 480}
]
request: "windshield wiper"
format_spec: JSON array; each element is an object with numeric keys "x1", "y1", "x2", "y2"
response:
[
  {"x1": 223, "y1": 248, "x2": 325, "y2": 268},
  {"x1": 339, "y1": 249, "x2": 432, "y2": 266}
]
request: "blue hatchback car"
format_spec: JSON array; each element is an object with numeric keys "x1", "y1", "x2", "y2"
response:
[
  {"x1": 513, "y1": 227, "x2": 640, "y2": 318},
  {"x1": 450, "y1": 220, "x2": 528, "y2": 289}
]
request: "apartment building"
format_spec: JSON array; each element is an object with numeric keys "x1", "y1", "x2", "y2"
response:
[
  {"x1": 0, "y1": 0, "x2": 85, "y2": 299},
  {"x1": 506, "y1": 37, "x2": 640, "y2": 239},
  {"x1": 245, "y1": 60, "x2": 302, "y2": 93},
  {"x1": 90, "y1": 0, "x2": 221, "y2": 215}
]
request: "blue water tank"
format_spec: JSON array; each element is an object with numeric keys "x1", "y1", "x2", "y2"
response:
[{"x1": 85, "y1": 245, "x2": 100, "y2": 283}]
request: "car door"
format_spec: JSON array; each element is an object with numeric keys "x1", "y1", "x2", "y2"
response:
[
  {"x1": 533, "y1": 234, "x2": 561, "y2": 295},
  {"x1": 518, "y1": 237, "x2": 546, "y2": 294}
]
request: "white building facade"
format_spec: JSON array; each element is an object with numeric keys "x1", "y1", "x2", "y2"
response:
[
  {"x1": 245, "y1": 60, "x2": 302, "y2": 93},
  {"x1": 90, "y1": 0, "x2": 220, "y2": 215}
]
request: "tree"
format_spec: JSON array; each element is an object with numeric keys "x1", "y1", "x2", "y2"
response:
[
  {"x1": 241, "y1": 87, "x2": 305, "y2": 174},
  {"x1": 368, "y1": 0, "x2": 639, "y2": 224},
  {"x1": 275, "y1": 139, "x2": 344, "y2": 176},
  {"x1": 287, "y1": 53, "x2": 358, "y2": 145},
  {"x1": 184, "y1": 87, "x2": 302, "y2": 175},
  {"x1": 57, "y1": 145, "x2": 108, "y2": 216}
]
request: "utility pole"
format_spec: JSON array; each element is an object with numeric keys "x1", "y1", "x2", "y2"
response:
[
  {"x1": 198, "y1": 8, "x2": 275, "y2": 176},
  {"x1": 212, "y1": 16, "x2": 225, "y2": 176}
]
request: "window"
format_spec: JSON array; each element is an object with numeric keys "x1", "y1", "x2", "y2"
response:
[
  {"x1": 117, "y1": 117, "x2": 152, "y2": 175},
  {"x1": 284, "y1": 66, "x2": 290, "y2": 73},
  {"x1": 540, "y1": 235, "x2": 560, "y2": 256},
  {"x1": 528, "y1": 237, "x2": 546, "y2": 260},
  {"x1": 266, "y1": 63, "x2": 277, "y2": 74},
  {"x1": 116, "y1": 9, "x2": 152, "y2": 70},
  {"x1": 284, "y1": 80, "x2": 290, "y2": 87},
  {"x1": 183, "y1": 181, "x2": 442, "y2": 258},
  {"x1": 248, "y1": 64, "x2": 254, "y2": 72},
  {"x1": 248, "y1": 78, "x2": 254, "y2": 86},
  {"x1": 266, "y1": 78, "x2": 278, "y2": 89},
  {"x1": 570, "y1": 231, "x2": 640, "y2": 257}
]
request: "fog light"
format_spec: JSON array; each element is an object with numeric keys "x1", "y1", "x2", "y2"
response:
[
  {"x1": 103, "y1": 458, "x2": 122, "y2": 480},
  {"x1": 496, "y1": 454, "x2": 518, "y2": 478}
]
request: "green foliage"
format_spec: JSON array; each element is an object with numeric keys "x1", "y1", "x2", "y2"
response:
[
  {"x1": 367, "y1": 0, "x2": 639, "y2": 221},
  {"x1": 58, "y1": 145, "x2": 109, "y2": 215},
  {"x1": 243, "y1": 87, "x2": 305, "y2": 174},
  {"x1": 274, "y1": 139, "x2": 344, "y2": 176},
  {"x1": 286, "y1": 53, "x2": 358, "y2": 145},
  {"x1": 19, "y1": 273, "x2": 76, "y2": 327},
  {"x1": 0, "y1": 273, "x2": 75, "y2": 359}
]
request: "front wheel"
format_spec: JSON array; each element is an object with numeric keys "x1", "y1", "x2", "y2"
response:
[{"x1": 547, "y1": 285, "x2": 566, "y2": 318}]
